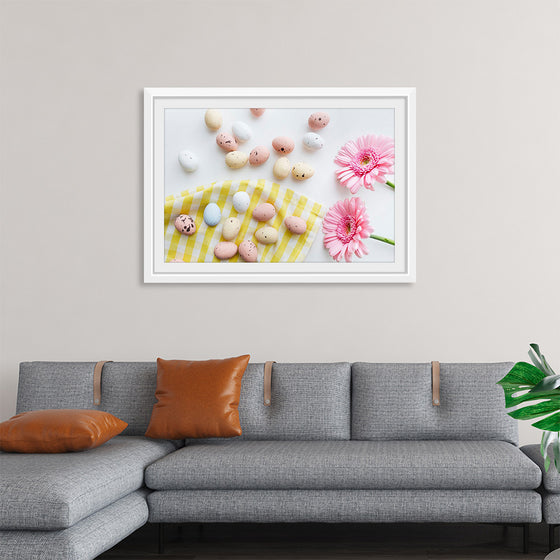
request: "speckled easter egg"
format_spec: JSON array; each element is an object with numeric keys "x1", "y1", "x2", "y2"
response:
[
  {"x1": 222, "y1": 217, "x2": 241, "y2": 241},
  {"x1": 225, "y1": 150, "x2": 249, "y2": 169},
  {"x1": 308, "y1": 112, "x2": 330, "y2": 130},
  {"x1": 272, "y1": 136, "x2": 295, "y2": 155},
  {"x1": 252, "y1": 202, "x2": 276, "y2": 222},
  {"x1": 239, "y1": 240, "x2": 258, "y2": 262},
  {"x1": 232, "y1": 121, "x2": 252, "y2": 143},
  {"x1": 203, "y1": 203, "x2": 221, "y2": 226},
  {"x1": 273, "y1": 157, "x2": 291, "y2": 179},
  {"x1": 249, "y1": 146, "x2": 270, "y2": 166},
  {"x1": 174, "y1": 214, "x2": 196, "y2": 235},
  {"x1": 284, "y1": 216, "x2": 307, "y2": 234},
  {"x1": 216, "y1": 132, "x2": 238, "y2": 152},
  {"x1": 232, "y1": 191, "x2": 251, "y2": 213},
  {"x1": 255, "y1": 226, "x2": 278, "y2": 245},
  {"x1": 250, "y1": 108, "x2": 265, "y2": 117},
  {"x1": 177, "y1": 150, "x2": 199, "y2": 172},
  {"x1": 214, "y1": 241, "x2": 238, "y2": 260},
  {"x1": 302, "y1": 132, "x2": 324, "y2": 151},
  {"x1": 204, "y1": 109, "x2": 223, "y2": 131},
  {"x1": 292, "y1": 162, "x2": 315, "y2": 181}
]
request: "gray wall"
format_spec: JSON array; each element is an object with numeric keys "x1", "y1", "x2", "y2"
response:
[{"x1": 1, "y1": 0, "x2": 559, "y2": 445}]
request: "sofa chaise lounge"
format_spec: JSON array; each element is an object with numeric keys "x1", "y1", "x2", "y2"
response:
[{"x1": 0, "y1": 361, "x2": 544, "y2": 559}]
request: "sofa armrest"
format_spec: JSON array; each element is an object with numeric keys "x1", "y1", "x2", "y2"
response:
[{"x1": 522, "y1": 444, "x2": 560, "y2": 493}]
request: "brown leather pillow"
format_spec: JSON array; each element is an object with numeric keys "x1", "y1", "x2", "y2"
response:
[
  {"x1": 0, "y1": 409, "x2": 128, "y2": 453},
  {"x1": 145, "y1": 355, "x2": 250, "y2": 439}
]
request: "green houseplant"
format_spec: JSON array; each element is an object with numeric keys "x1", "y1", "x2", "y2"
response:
[{"x1": 498, "y1": 343, "x2": 560, "y2": 472}]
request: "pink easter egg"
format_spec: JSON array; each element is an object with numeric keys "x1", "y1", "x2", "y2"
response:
[
  {"x1": 239, "y1": 240, "x2": 258, "y2": 262},
  {"x1": 252, "y1": 202, "x2": 276, "y2": 222},
  {"x1": 249, "y1": 146, "x2": 270, "y2": 166},
  {"x1": 308, "y1": 112, "x2": 330, "y2": 130},
  {"x1": 174, "y1": 214, "x2": 196, "y2": 236},
  {"x1": 216, "y1": 132, "x2": 238, "y2": 152},
  {"x1": 272, "y1": 136, "x2": 295, "y2": 155},
  {"x1": 284, "y1": 216, "x2": 307, "y2": 235},
  {"x1": 214, "y1": 241, "x2": 238, "y2": 260},
  {"x1": 250, "y1": 108, "x2": 265, "y2": 117}
]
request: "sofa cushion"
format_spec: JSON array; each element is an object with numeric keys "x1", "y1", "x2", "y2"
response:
[
  {"x1": 145, "y1": 440, "x2": 540, "y2": 491},
  {"x1": 352, "y1": 363, "x2": 518, "y2": 444},
  {"x1": 145, "y1": 356, "x2": 250, "y2": 439},
  {"x1": 17, "y1": 361, "x2": 352, "y2": 439},
  {"x1": 522, "y1": 444, "x2": 560, "y2": 493},
  {"x1": 0, "y1": 409, "x2": 127, "y2": 453},
  {"x1": 0, "y1": 436, "x2": 177, "y2": 530},
  {"x1": 0, "y1": 490, "x2": 148, "y2": 560},
  {"x1": 235, "y1": 362, "x2": 351, "y2": 440},
  {"x1": 148, "y1": 489, "x2": 541, "y2": 524}
]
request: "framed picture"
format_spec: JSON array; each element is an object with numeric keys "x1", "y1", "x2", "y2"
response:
[{"x1": 144, "y1": 87, "x2": 415, "y2": 283}]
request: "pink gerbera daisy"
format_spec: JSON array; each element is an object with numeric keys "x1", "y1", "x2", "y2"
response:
[
  {"x1": 322, "y1": 197, "x2": 374, "y2": 262},
  {"x1": 334, "y1": 134, "x2": 395, "y2": 194}
]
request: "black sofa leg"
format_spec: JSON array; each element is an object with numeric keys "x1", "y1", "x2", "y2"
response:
[
  {"x1": 550, "y1": 524, "x2": 558, "y2": 553},
  {"x1": 158, "y1": 523, "x2": 165, "y2": 555},
  {"x1": 523, "y1": 523, "x2": 529, "y2": 554}
]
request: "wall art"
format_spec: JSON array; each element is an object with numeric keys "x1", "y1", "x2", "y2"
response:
[{"x1": 144, "y1": 87, "x2": 415, "y2": 283}]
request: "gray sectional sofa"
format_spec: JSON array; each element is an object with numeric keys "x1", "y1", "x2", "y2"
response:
[{"x1": 0, "y1": 361, "x2": 545, "y2": 559}]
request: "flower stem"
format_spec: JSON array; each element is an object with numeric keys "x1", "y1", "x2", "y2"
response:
[
  {"x1": 385, "y1": 180, "x2": 395, "y2": 189},
  {"x1": 370, "y1": 234, "x2": 395, "y2": 246}
]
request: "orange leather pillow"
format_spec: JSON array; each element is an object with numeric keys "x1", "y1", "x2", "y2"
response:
[
  {"x1": 145, "y1": 355, "x2": 250, "y2": 439},
  {"x1": 0, "y1": 409, "x2": 127, "y2": 453}
]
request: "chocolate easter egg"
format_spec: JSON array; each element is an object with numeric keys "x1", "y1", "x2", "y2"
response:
[
  {"x1": 222, "y1": 217, "x2": 241, "y2": 241},
  {"x1": 252, "y1": 202, "x2": 276, "y2": 222},
  {"x1": 178, "y1": 150, "x2": 199, "y2": 172},
  {"x1": 255, "y1": 226, "x2": 278, "y2": 245},
  {"x1": 214, "y1": 241, "x2": 238, "y2": 260},
  {"x1": 273, "y1": 157, "x2": 291, "y2": 180},
  {"x1": 250, "y1": 108, "x2": 265, "y2": 117},
  {"x1": 308, "y1": 112, "x2": 330, "y2": 130},
  {"x1": 232, "y1": 191, "x2": 251, "y2": 213},
  {"x1": 232, "y1": 121, "x2": 252, "y2": 143},
  {"x1": 292, "y1": 162, "x2": 314, "y2": 181},
  {"x1": 239, "y1": 240, "x2": 258, "y2": 262},
  {"x1": 284, "y1": 216, "x2": 307, "y2": 234},
  {"x1": 249, "y1": 146, "x2": 270, "y2": 166},
  {"x1": 216, "y1": 132, "x2": 238, "y2": 152},
  {"x1": 204, "y1": 109, "x2": 223, "y2": 130},
  {"x1": 225, "y1": 150, "x2": 249, "y2": 169},
  {"x1": 272, "y1": 136, "x2": 295, "y2": 155},
  {"x1": 203, "y1": 203, "x2": 221, "y2": 227},
  {"x1": 302, "y1": 132, "x2": 324, "y2": 151},
  {"x1": 174, "y1": 214, "x2": 196, "y2": 235}
]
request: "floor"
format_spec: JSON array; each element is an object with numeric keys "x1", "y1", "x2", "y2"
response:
[{"x1": 99, "y1": 522, "x2": 553, "y2": 559}]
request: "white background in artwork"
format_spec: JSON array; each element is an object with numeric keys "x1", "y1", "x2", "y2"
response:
[{"x1": 164, "y1": 108, "x2": 395, "y2": 263}]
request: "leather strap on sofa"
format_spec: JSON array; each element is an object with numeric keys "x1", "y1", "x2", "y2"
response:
[
  {"x1": 432, "y1": 361, "x2": 440, "y2": 406},
  {"x1": 93, "y1": 361, "x2": 113, "y2": 406},
  {"x1": 264, "y1": 361, "x2": 276, "y2": 406}
]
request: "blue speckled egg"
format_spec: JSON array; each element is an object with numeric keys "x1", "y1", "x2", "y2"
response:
[{"x1": 203, "y1": 203, "x2": 221, "y2": 227}]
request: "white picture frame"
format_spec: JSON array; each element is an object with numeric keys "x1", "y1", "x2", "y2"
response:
[{"x1": 144, "y1": 87, "x2": 416, "y2": 283}]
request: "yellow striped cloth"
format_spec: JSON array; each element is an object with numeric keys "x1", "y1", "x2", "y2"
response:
[{"x1": 164, "y1": 179, "x2": 325, "y2": 263}]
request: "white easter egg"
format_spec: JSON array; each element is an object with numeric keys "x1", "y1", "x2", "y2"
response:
[
  {"x1": 302, "y1": 132, "x2": 324, "y2": 151},
  {"x1": 178, "y1": 150, "x2": 199, "y2": 172},
  {"x1": 232, "y1": 191, "x2": 251, "y2": 213},
  {"x1": 232, "y1": 121, "x2": 252, "y2": 143}
]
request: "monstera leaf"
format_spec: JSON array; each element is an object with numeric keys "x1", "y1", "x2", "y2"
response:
[{"x1": 497, "y1": 344, "x2": 560, "y2": 471}]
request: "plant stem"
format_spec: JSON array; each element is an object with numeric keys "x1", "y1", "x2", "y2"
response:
[
  {"x1": 370, "y1": 234, "x2": 395, "y2": 246},
  {"x1": 385, "y1": 180, "x2": 395, "y2": 189}
]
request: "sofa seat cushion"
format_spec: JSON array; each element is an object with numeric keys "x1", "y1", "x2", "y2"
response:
[
  {"x1": 522, "y1": 444, "x2": 560, "y2": 493},
  {"x1": 0, "y1": 436, "x2": 177, "y2": 530},
  {"x1": 145, "y1": 439, "x2": 541, "y2": 491}
]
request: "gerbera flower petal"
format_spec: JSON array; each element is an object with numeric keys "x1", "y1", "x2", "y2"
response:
[
  {"x1": 334, "y1": 134, "x2": 395, "y2": 193},
  {"x1": 322, "y1": 197, "x2": 374, "y2": 263}
]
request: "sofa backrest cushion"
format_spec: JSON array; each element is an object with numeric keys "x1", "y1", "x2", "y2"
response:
[
  {"x1": 351, "y1": 362, "x2": 517, "y2": 445},
  {"x1": 17, "y1": 362, "x2": 158, "y2": 436},
  {"x1": 17, "y1": 361, "x2": 352, "y2": 440},
  {"x1": 236, "y1": 362, "x2": 351, "y2": 440}
]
